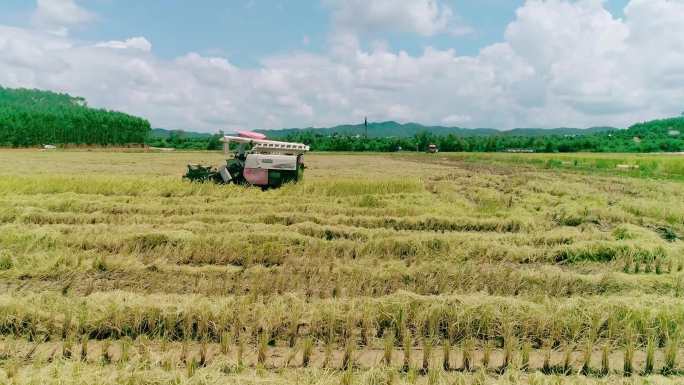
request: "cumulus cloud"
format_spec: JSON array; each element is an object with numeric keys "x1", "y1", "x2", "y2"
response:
[
  {"x1": 324, "y1": 0, "x2": 465, "y2": 37},
  {"x1": 32, "y1": 0, "x2": 95, "y2": 36},
  {"x1": 2, "y1": 0, "x2": 684, "y2": 132},
  {"x1": 94, "y1": 37, "x2": 152, "y2": 52}
]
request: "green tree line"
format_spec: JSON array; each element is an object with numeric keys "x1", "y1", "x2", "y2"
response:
[
  {"x1": 0, "y1": 87, "x2": 150, "y2": 147},
  {"x1": 144, "y1": 117, "x2": 684, "y2": 153},
  {"x1": 274, "y1": 117, "x2": 684, "y2": 153},
  {"x1": 146, "y1": 130, "x2": 224, "y2": 150}
]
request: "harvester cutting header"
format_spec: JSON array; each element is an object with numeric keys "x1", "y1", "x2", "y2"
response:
[{"x1": 184, "y1": 131, "x2": 309, "y2": 188}]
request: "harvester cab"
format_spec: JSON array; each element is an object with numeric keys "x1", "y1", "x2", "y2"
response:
[{"x1": 184, "y1": 131, "x2": 310, "y2": 189}]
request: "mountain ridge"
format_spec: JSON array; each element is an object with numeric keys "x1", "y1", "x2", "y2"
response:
[
  {"x1": 153, "y1": 121, "x2": 618, "y2": 139},
  {"x1": 259, "y1": 121, "x2": 618, "y2": 138}
]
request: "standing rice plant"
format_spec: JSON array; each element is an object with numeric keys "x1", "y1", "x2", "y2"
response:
[
  {"x1": 395, "y1": 310, "x2": 406, "y2": 348},
  {"x1": 520, "y1": 341, "x2": 531, "y2": 372},
  {"x1": 220, "y1": 331, "x2": 231, "y2": 355},
  {"x1": 407, "y1": 367, "x2": 418, "y2": 384},
  {"x1": 120, "y1": 337, "x2": 131, "y2": 364},
  {"x1": 80, "y1": 335, "x2": 88, "y2": 362},
  {"x1": 302, "y1": 336, "x2": 314, "y2": 368},
  {"x1": 542, "y1": 344, "x2": 552, "y2": 374},
  {"x1": 662, "y1": 334, "x2": 678, "y2": 375},
  {"x1": 402, "y1": 329, "x2": 412, "y2": 373},
  {"x1": 502, "y1": 335, "x2": 516, "y2": 371},
  {"x1": 343, "y1": 337, "x2": 355, "y2": 370},
  {"x1": 62, "y1": 311, "x2": 72, "y2": 340},
  {"x1": 482, "y1": 340, "x2": 492, "y2": 370},
  {"x1": 600, "y1": 343, "x2": 610, "y2": 376},
  {"x1": 236, "y1": 335, "x2": 245, "y2": 368},
  {"x1": 473, "y1": 368, "x2": 487, "y2": 385},
  {"x1": 323, "y1": 335, "x2": 334, "y2": 368},
  {"x1": 427, "y1": 368, "x2": 443, "y2": 385},
  {"x1": 4, "y1": 360, "x2": 18, "y2": 380},
  {"x1": 386, "y1": 369, "x2": 397, "y2": 385},
  {"x1": 199, "y1": 339, "x2": 209, "y2": 367},
  {"x1": 164, "y1": 313, "x2": 177, "y2": 341},
  {"x1": 360, "y1": 313, "x2": 372, "y2": 347},
  {"x1": 462, "y1": 338, "x2": 474, "y2": 372},
  {"x1": 62, "y1": 337, "x2": 73, "y2": 359},
  {"x1": 562, "y1": 345, "x2": 573, "y2": 375},
  {"x1": 257, "y1": 331, "x2": 268, "y2": 367},
  {"x1": 644, "y1": 336, "x2": 655, "y2": 375},
  {"x1": 101, "y1": 339, "x2": 112, "y2": 364},
  {"x1": 341, "y1": 366, "x2": 354, "y2": 385},
  {"x1": 45, "y1": 312, "x2": 56, "y2": 342},
  {"x1": 323, "y1": 316, "x2": 335, "y2": 368},
  {"x1": 137, "y1": 338, "x2": 151, "y2": 370},
  {"x1": 182, "y1": 313, "x2": 194, "y2": 341},
  {"x1": 623, "y1": 338, "x2": 634, "y2": 376},
  {"x1": 284, "y1": 343, "x2": 298, "y2": 368},
  {"x1": 421, "y1": 336, "x2": 433, "y2": 374},
  {"x1": 442, "y1": 338, "x2": 451, "y2": 371},
  {"x1": 288, "y1": 318, "x2": 299, "y2": 348},
  {"x1": 162, "y1": 353, "x2": 174, "y2": 371},
  {"x1": 343, "y1": 315, "x2": 355, "y2": 344},
  {"x1": 580, "y1": 340, "x2": 593, "y2": 375},
  {"x1": 645, "y1": 260, "x2": 653, "y2": 274},
  {"x1": 187, "y1": 357, "x2": 198, "y2": 378},
  {"x1": 383, "y1": 331, "x2": 394, "y2": 367},
  {"x1": 180, "y1": 340, "x2": 189, "y2": 365}
]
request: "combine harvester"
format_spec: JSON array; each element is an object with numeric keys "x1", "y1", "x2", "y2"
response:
[{"x1": 184, "y1": 131, "x2": 309, "y2": 189}]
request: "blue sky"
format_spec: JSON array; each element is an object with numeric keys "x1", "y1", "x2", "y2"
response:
[
  {"x1": 1, "y1": 0, "x2": 631, "y2": 66},
  {"x1": 0, "y1": 0, "x2": 680, "y2": 132}
]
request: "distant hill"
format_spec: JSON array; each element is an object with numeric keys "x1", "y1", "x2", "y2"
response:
[
  {"x1": 626, "y1": 117, "x2": 683, "y2": 139},
  {"x1": 150, "y1": 122, "x2": 618, "y2": 140},
  {"x1": 0, "y1": 86, "x2": 150, "y2": 147},
  {"x1": 150, "y1": 128, "x2": 212, "y2": 139},
  {"x1": 124, "y1": 116, "x2": 684, "y2": 153},
  {"x1": 258, "y1": 121, "x2": 617, "y2": 139}
]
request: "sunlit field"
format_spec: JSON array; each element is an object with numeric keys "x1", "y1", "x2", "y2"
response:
[{"x1": 1, "y1": 150, "x2": 684, "y2": 385}]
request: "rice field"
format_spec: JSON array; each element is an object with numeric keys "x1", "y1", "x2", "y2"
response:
[{"x1": 1, "y1": 149, "x2": 684, "y2": 385}]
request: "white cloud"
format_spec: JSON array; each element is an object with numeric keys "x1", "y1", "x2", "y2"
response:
[
  {"x1": 2, "y1": 0, "x2": 684, "y2": 132},
  {"x1": 324, "y1": 0, "x2": 461, "y2": 37},
  {"x1": 95, "y1": 37, "x2": 152, "y2": 52},
  {"x1": 32, "y1": 0, "x2": 95, "y2": 36}
]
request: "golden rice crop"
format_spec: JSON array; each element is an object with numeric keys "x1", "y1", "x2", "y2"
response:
[{"x1": 1, "y1": 149, "x2": 684, "y2": 383}]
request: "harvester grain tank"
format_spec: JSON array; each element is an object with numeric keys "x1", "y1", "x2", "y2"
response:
[{"x1": 184, "y1": 131, "x2": 309, "y2": 188}]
